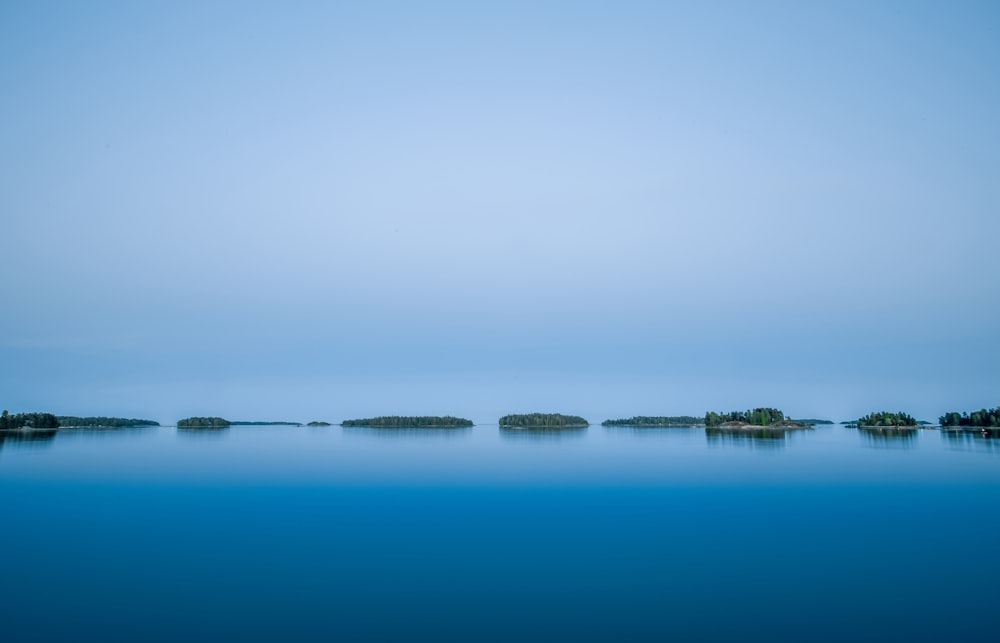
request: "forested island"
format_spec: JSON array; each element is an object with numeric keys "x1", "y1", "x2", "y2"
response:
[
  {"x1": 57, "y1": 416, "x2": 159, "y2": 428},
  {"x1": 704, "y1": 408, "x2": 805, "y2": 428},
  {"x1": 855, "y1": 411, "x2": 917, "y2": 427},
  {"x1": 499, "y1": 413, "x2": 589, "y2": 428},
  {"x1": 602, "y1": 416, "x2": 703, "y2": 427},
  {"x1": 341, "y1": 416, "x2": 474, "y2": 428},
  {"x1": 939, "y1": 406, "x2": 1000, "y2": 428},
  {"x1": 307, "y1": 421, "x2": 331, "y2": 426},
  {"x1": 0, "y1": 411, "x2": 59, "y2": 429},
  {"x1": 176, "y1": 417, "x2": 231, "y2": 428}
]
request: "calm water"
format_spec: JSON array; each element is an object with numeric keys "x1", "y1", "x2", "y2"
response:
[{"x1": 2, "y1": 423, "x2": 998, "y2": 642}]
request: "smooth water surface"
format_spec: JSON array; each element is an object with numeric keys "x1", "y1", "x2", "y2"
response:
[{"x1": 2, "y1": 424, "x2": 998, "y2": 642}]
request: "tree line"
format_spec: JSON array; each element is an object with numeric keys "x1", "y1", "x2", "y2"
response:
[
  {"x1": 939, "y1": 406, "x2": 1000, "y2": 428},
  {"x1": 499, "y1": 413, "x2": 588, "y2": 428},
  {"x1": 341, "y1": 416, "x2": 473, "y2": 428},
  {"x1": 602, "y1": 416, "x2": 703, "y2": 427}
]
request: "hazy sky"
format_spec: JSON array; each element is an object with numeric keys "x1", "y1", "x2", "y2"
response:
[{"x1": 2, "y1": 1, "x2": 998, "y2": 423}]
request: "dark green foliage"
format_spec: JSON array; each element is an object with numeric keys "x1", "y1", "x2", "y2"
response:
[
  {"x1": 939, "y1": 406, "x2": 1000, "y2": 428},
  {"x1": 857, "y1": 411, "x2": 916, "y2": 427},
  {"x1": 794, "y1": 419, "x2": 834, "y2": 425},
  {"x1": 602, "y1": 416, "x2": 702, "y2": 427},
  {"x1": 498, "y1": 413, "x2": 588, "y2": 428},
  {"x1": 0, "y1": 410, "x2": 60, "y2": 429},
  {"x1": 57, "y1": 416, "x2": 160, "y2": 428},
  {"x1": 306, "y1": 421, "x2": 332, "y2": 426},
  {"x1": 176, "y1": 417, "x2": 230, "y2": 428},
  {"x1": 704, "y1": 408, "x2": 785, "y2": 427},
  {"x1": 341, "y1": 416, "x2": 473, "y2": 428}
]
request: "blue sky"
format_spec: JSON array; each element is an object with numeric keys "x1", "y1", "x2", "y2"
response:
[{"x1": 2, "y1": 1, "x2": 998, "y2": 423}]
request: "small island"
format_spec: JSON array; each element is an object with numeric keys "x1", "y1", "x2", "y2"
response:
[
  {"x1": 704, "y1": 408, "x2": 806, "y2": 428},
  {"x1": 341, "y1": 416, "x2": 474, "y2": 428},
  {"x1": 856, "y1": 411, "x2": 917, "y2": 428},
  {"x1": 307, "y1": 421, "x2": 332, "y2": 427},
  {"x1": 499, "y1": 413, "x2": 589, "y2": 428},
  {"x1": 177, "y1": 417, "x2": 231, "y2": 428},
  {"x1": 602, "y1": 416, "x2": 703, "y2": 427}
]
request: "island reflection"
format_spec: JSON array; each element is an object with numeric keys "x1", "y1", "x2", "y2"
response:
[
  {"x1": 176, "y1": 426, "x2": 231, "y2": 440},
  {"x1": 499, "y1": 426, "x2": 588, "y2": 442},
  {"x1": 603, "y1": 426, "x2": 701, "y2": 437},
  {"x1": 941, "y1": 428, "x2": 1000, "y2": 454},
  {"x1": 342, "y1": 426, "x2": 472, "y2": 440},
  {"x1": 705, "y1": 426, "x2": 812, "y2": 449},
  {"x1": 857, "y1": 426, "x2": 918, "y2": 448},
  {"x1": 0, "y1": 429, "x2": 58, "y2": 450}
]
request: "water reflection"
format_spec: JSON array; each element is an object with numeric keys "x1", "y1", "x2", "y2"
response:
[
  {"x1": 857, "y1": 427, "x2": 919, "y2": 449},
  {"x1": 705, "y1": 426, "x2": 812, "y2": 449},
  {"x1": 176, "y1": 426, "x2": 231, "y2": 440},
  {"x1": 0, "y1": 429, "x2": 58, "y2": 451},
  {"x1": 604, "y1": 426, "x2": 701, "y2": 438},
  {"x1": 941, "y1": 428, "x2": 1000, "y2": 454},
  {"x1": 342, "y1": 426, "x2": 473, "y2": 440},
  {"x1": 60, "y1": 426, "x2": 153, "y2": 440},
  {"x1": 499, "y1": 426, "x2": 588, "y2": 442}
]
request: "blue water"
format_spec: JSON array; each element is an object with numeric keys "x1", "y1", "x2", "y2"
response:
[{"x1": 2, "y1": 424, "x2": 998, "y2": 642}]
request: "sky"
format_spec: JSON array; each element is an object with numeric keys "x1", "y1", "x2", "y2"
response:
[{"x1": 2, "y1": 0, "x2": 998, "y2": 424}]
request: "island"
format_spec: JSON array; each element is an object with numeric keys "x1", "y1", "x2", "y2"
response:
[
  {"x1": 0, "y1": 410, "x2": 60, "y2": 430},
  {"x1": 307, "y1": 421, "x2": 332, "y2": 426},
  {"x1": 57, "y1": 416, "x2": 160, "y2": 428},
  {"x1": 341, "y1": 416, "x2": 474, "y2": 428},
  {"x1": 939, "y1": 406, "x2": 1000, "y2": 428},
  {"x1": 602, "y1": 416, "x2": 703, "y2": 427},
  {"x1": 704, "y1": 408, "x2": 806, "y2": 428},
  {"x1": 498, "y1": 413, "x2": 589, "y2": 428},
  {"x1": 176, "y1": 417, "x2": 231, "y2": 428},
  {"x1": 856, "y1": 411, "x2": 917, "y2": 428}
]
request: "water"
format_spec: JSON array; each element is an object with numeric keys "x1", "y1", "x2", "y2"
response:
[{"x1": 2, "y1": 424, "x2": 998, "y2": 642}]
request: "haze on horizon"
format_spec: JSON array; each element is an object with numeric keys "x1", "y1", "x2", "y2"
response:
[{"x1": 2, "y1": 1, "x2": 998, "y2": 424}]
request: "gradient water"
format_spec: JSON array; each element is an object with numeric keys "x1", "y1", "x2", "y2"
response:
[{"x1": 2, "y1": 424, "x2": 998, "y2": 642}]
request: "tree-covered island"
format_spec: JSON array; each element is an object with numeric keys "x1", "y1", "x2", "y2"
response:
[
  {"x1": 176, "y1": 417, "x2": 231, "y2": 428},
  {"x1": 855, "y1": 411, "x2": 917, "y2": 427},
  {"x1": 939, "y1": 406, "x2": 1000, "y2": 428},
  {"x1": 307, "y1": 421, "x2": 332, "y2": 426},
  {"x1": 57, "y1": 416, "x2": 159, "y2": 428},
  {"x1": 602, "y1": 416, "x2": 703, "y2": 427},
  {"x1": 0, "y1": 411, "x2": 60, "y2": 429},
  {"x1": 499, "y1": 413, "x2": 589, "y2": 428},
  {"x1": 341, "y1": 416, "x2": 474, "y2": 428},
  {"x1": 704, "y1": 408, "x2": 806, "y2": 428}
]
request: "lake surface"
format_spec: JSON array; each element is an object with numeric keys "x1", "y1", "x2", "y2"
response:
[{"x1": 2, "y1": 423, "x2": 998, "y2": 642}]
